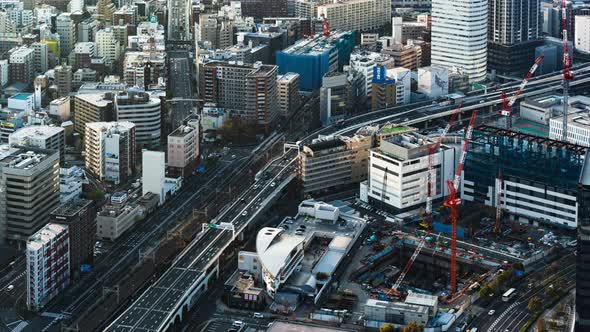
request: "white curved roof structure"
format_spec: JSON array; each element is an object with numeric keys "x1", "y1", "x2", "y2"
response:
[{"x1": 256, "y1": 227, "x2": 305, "y2": 278}]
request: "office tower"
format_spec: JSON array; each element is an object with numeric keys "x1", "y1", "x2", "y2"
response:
[
  {"x1": 114, "y1": 90, "x2": 162, "y2": 149},
  {"x1": 55, "y1": 65, "x2": 73, "y2": 98},
  {"x1": 240, "y1": 0, "x2": 287, "y2": 20},
  {"x1": 578, "y1": 154, "x2": 590, "y2": 330},
  {"x1": 167, "y1": 0, "x2": 191, "y2": 41},
  {"x1": 0, "y1": 145, "x2": 60, "y2": 243},
  {"x1": 488, "y1": 0, "x2": 541, "y2": 75},
  {"x1": 56, "y1": 13, "x2": 76, "y2": 59},
  {"x1": 142, "y1": 150, "x2": 165, "y2": 205},
  {"x1": 317, "y1": 0, "x2": 391, "y2": 33},
  {"x1": 85, "y1": 121, "x2": 136, "y2": 185},
  {"x1": 73, "y1": 93, "x2": 114, "y2": 135},
  {"x1": 49, "y1": 199, "x2": 96, "y2": 280},
  {"x1": 9, "y1": 126, "x2": 65, "y2": 163},
  {"x1": 26, "y1": 223, "x2": 69, "y2": 311},
  {"x1": 431, "y1": 0, "x2": 487, "y2": 82},
  {"x1": 575, "y1": 15, "x2": 590, "y2": 54}
]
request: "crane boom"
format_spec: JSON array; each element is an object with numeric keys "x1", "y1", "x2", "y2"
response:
[
  {"x1": 389, "y1": 231, "x2": 431, "y2": 294},
  {"x1": 426, "y1": 102, "x2": 464, "y2": 225}
]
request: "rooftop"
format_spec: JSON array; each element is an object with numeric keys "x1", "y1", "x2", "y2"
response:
[
  {"x1": 27, "y1": 223, "x2": 67, "y2": 251},
  {"x1": 277, "y1": 72, "x2": 300, "y2": 82},
  {"x1": 267, "y1": 321, "x2": 356, "y2": 332},
  {"x1": 0, "y1": 146, "x2": 56, "y2": 170},
  {"x1": 10, "y1": 93, "x2": 33, "y2": 101},
  {"x1": 86, "y1": 121, "x2": 135, "y2": 132},
  {"x1": 169, "y1": 125, "x2": 197, "y2": 137},
  {"x1": 9, "y1": 125, "x2": 64, "y2": 140},
  {"x1": 50, "y1": 199, "x2": 93, "y2": 217},
  {"x1": 281, "y1": 31, "x2": 351, "y2": 56},
  {"x1": 74, "y1": 93, "x2": 113, "y2": 107},
  {"x1": 365, "y1": 299, "x2": 429, "y2": 314}
]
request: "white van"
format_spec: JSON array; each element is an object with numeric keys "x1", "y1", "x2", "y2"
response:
[{"x1": 232, "y1": 321, "x2": 244, "y2": 327}]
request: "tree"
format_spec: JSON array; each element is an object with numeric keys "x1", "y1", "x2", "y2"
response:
[
  {"x1": 528, "y1": 296, "x2": 543, "y2": 313},
  {"x1": 536, "y1": 317, "x2": 548, "y2": 332},
  {"x1": 479, "y1": 285, "x2": 493, "y2": 298},
  {"x1": 86, "y1": 188, "x2": 105, "y2": 201},
  {"x1": 380, "y1": 323, "x2": 394, "y2": 332},
  {"x1": 402, "y1": 321, "x2": 424, "y2": 332}
]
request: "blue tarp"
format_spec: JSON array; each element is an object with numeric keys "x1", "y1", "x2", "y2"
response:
[{"x1": 433, "y1": 222, "x2": 465, "y2": 238}]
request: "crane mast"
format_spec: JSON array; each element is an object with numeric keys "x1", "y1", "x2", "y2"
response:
[{"x1": 562, "y1": 0, "x2": 574, "y2": 141}]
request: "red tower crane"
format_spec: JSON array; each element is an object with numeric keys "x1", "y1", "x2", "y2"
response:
[
  {"x1": 424, "y1": 102, "x2": 464, "y2": 229},
  {"x1": 561, "y1": 0, "x2": 574, "y2": 141},
  {"x1": 499, "y1": 54, "x2": 545, "y2": 128},
  {"x1": 444, "y1": 110, "x2": 477, "y2": 295},
  {"x1": 320, "y1": 13, "x2": 330, "y2": 36}
]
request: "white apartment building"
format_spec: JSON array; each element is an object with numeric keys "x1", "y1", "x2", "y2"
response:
[
  {"x1": 418, "y1": 66, "x2": 449, "y2": 98},
  {"x1": 96, "y1": 28, "x2": 121, "y2": 65},
  {"x1": 26, "y1": 223, "x2": 69, "y2": 311},
  {"x1": 386, "y1": 67, "x2": 411, "y2": 104},
  {"x1": 167, "y1": 122, "x2": 200, "y2": 177},
  {"x1": 59, "y1": 166, "x2": 86, "y2": 203},
  {"x1": 114, "y1": 90, "x2": 162, "y2": 149},
  {"x1": 316, "y1": 0, "x2": 391, "y2": 33},
  {"x1": 360, "y1": 133, "x2": 456, "y2": 211},
  {"x1": 575, "y1": 15, "x2": 590, "y2": 54},
  {"x1": 142, "y1": 150, "x2": 165, "y2": 205},
  {"x1": 0, "y1": 60, "x2": 8, "y2": 86},
  {"x1": 31, "y1": 42, "x2": 48, "y2": 74},
  {"x1": 85, "y1": 122, "x2": 136, "y2": 185},
  {"x1": 431, "y1": 0, "x2": 488, "y2": 83}
]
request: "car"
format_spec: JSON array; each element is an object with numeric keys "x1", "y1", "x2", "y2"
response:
[
  {"x1": 231, "y1": 155, "x2": 236, "y2": 158},
  {"x1": 488, "y1": 310, "x2": 495, "y2": 315},
  {"x1": 270, "y1": 182, "x2": 276, "y2": 187},
  {"x1": 253, "y1": 312, "x2": 264, "y2": 319},
  {"x1": 242, "y1": 211, "x2": 248, "y2": 217},
  {"x1": 7, "y1": 285, "x2": 14, "y2": 291},
  {"x1": 232, "y1": 321, "x2": 244, "y2": 327}
]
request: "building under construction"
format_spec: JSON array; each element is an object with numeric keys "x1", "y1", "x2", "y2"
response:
[{"x1": 462, "y1": 125, "x2": 587, "y2": 229}]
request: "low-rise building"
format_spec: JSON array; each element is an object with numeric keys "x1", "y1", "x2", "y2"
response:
[
  {"x1": 167, "y1": 122, "x2": 200, "y2": 178},
  {"x1": 96, "y1": 201, "x2": 141, "y2": 241},
  {"x1": 277, "y1": 73, "x2": 300, "y2": 117},
  {"x1": 299, "y1": 134, "x2": 372, "y2": 194},
  {"x1": 549, "y1": 96, "x2": 590, "y2": 147},
  {"x1": 364, "y1": 299, "x2": 429, "y2": 328},
  {"x1": 59, "y1": 166, "x2": 87, "y2": 203},
  {"x1": 26, "y1": 223, "x2": 69, "y2": 311},
  {"x1": 8, "y1": 125, "x2": 65, "y2": 163},
  {"x1": 49, "y1": 97, "x2": 71, "y2": 121}
]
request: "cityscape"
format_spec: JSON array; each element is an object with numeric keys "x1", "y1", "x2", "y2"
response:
[{"x1": 0, "y1": 0, "x2": 587, "y2": 332}]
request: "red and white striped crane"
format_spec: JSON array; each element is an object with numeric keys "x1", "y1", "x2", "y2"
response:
[
  {"x1": 425, "y1": 102, "x2": 464, "y2": 228},
  {"x1": 500, "y1": 54, "x2": 545, "y2": 128},
  {"x1": 561, "y1": 0, "x2": 574, "y2": 141},
  {"x1": 444, "y1": 110, "x2": 477, "y2": 295}
]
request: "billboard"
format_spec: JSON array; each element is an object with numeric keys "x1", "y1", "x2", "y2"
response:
[{"x1": 373, "y1": 66, "x2": 396, "y2": 84}]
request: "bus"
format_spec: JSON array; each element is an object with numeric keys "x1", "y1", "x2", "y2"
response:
[{"x1": 502, "y1": 288, "x2": 516, "y2": 302}]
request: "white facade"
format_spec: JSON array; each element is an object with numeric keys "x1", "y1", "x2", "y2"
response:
[
  {"x1": 26, "y1": 223, "x2": 70, "y2": 311},
  {"x1": 575, "y1": 15, "x2": 590, "y2": 54},
  {"x1": 431, "y1": 0, "x2": 487, "y2": 83},
  {"x1": 387, "y1": 67, "x2": 411, "y2": 104},
  {"x1": 9, "y1": 125, "x2": 65, "y2": 161},
  {"x1": 56, "y1": 13, "x2": 75, "y2": 58},
  {"x1": 349, "y1": 52, "x2": 394, "y2": 97},
  {"x1": 0, "y1": 59, "x2": 8, "y2": 86},
  {"x1": 8, "y1": 93, "x2": 34, "y2": 111},
  {"x1": 49, "y1": 97, "x2": 71, "y2": 120},
  {"x1": 366, "y1": 134, "x2": 456, "y2": 211},
  {"x1": 167, "y1": 124, "x2": 199, "y2": 172},
  {"x1": 316, "y1": 0, "x2": 391, "y2": 33},
  {"x1": 114, "y1": 91, "x2": 161, "y2": 149},
  {"x1": 418, "y1": 66, "x2": 449, "y2": 98},
  {"x1": 59, "y1": 166, "x2": 86, "y2": 203},
  {"x1": 142, "y1": 150, "x2": 165, "y2": 205},
  {"x1": 549, "y1": 96, "x2": 590, "y2": 147},
  {"x1": 31, "y1": 42, "x2": 48, "y2": 74},
  {"x1": 96, "y1": 29, "x2": 121, "y2": 65}
]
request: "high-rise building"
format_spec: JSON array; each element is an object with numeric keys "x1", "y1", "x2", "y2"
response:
[
  {"x1": 26, "y1": 223, "x2": 69, "y2": 311},
  {"x1": 49, "y1": 199, "x2": 95, "y2": 280},
  {"x1": 122, "y1": 51, "x2": 166, "y2": 89},
  {"x1": 73, "y1": 93, "x2": 114, "y2": 135},
  {"x1": 55, "y1": 65, "x2": 73, "y2": 98},
  {"x1": 85, "y1": 122, "x2": 136, "y2": 185},
  {"x1": 575, "y1": 15, "x2": 590, "y2": 54},
  {"x1": 0, "y1": 145, "x2": 60, "y2": 243},
  {"x1": 31, "y1": 42, "x2": 48, "y2": 74},
  {"x1": 8, "y1": 125, "x2": 65, "y2": 163},
  {"x1": 114, "y1": 90, "x2": 162, "y2": 149},
  {"x1": 240, "y1": 0, "x2": 287, "y2": 20},
  {"x1": 317, "y1": 0, "x2": 391, "y2": 33},
  {"x1": 277, "y1": 73, "x2": 300, "y2": 117},
  {"x1": 431, "y1": 0, "x2": 487, "y2": 82},
  {"x1": 56, "y1": 13, "x2": 76, "y2": 59},
  {"x1": 200, "y1": 61, "x2": 279, "y2": 127},
  {"x1": 9, "y1": 46, "x2": 35, "y2": 84},
  {"x1": 199, "y1": 14, "x2": 234, "y2": 50},
  {"x1": 299, "y1": 134, "x2": 372, "y2": 194},
  {"x1": 371, "y1": 80, "x2": 400, "y2": 111},
  {"x1": 542, "y1": 2, "x2": 561, "y2": 38},
  {"x1": 77, "y1": 17, "x2": 99, "y2": 43},
  {"x1": 577, "y1": 154, "x2": 590, "y2": 330},
  {"x1": 167, "y1": 0, "x2": 191, "y2": 41},
  {"x1": 96, "y1": 28, "x2": 121, "y2": 65},
  {"x1": 142, "y1": 150, "x2": 165, "y2": 205},
  {"x1": 0, "y1": 59, "x2": 8, "y2": 86},
  {"x1": 74, "y1": 42, "x2": 96, "y2": 69},
  {"x1": 488, "y1": 0, "x2": 541, "y2": 75},
  {"x1": 167, "y1": 121, "x2": 200, "y2": 178},
  {"x1": 349, "y1": 51, "x2": 394, "y2": 97}
]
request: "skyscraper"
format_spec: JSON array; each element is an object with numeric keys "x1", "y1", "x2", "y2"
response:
[
  {"x1": 488, "y1": 0, "x2": 542, "y2": 75},
  {"x1": 431, "y1": 0, "x2": 488, "y2": 83},
  {"x1": 577, "y1": 154, "x2": 590, "y2": 330}
]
